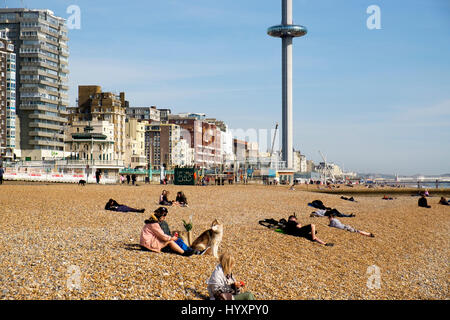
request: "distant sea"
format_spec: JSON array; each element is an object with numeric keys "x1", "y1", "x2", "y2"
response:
[{"x1": 417, "y1": 182, "x2": 450, "y2": 189}]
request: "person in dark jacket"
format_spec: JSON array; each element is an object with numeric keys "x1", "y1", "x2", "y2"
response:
[
  {"x1": 95, "y1": 169, "x2": 101, "y2": 184},
  {"x1": 418, "y1": 195, "x2": 431, "y2": 208},
  {"x1": 438, "y1": 197, "x2": 449, "y2": 206},
  {"x1": 174, "y1": 191, "x2": 188, "y2": 207},
  {"x1": 105, "y1": 199, "x2": 145, "y2": 213},
  {"x1": 0, "y1": 166, "x2": 4, "y2": 185},
  {"x1": 159, "y1": 190, "x2": 173, "y2": 206}
]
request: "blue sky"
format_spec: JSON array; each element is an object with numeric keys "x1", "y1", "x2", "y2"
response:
[{"x1": 7, "y1": 0, "x2": 450, "y2": 175}]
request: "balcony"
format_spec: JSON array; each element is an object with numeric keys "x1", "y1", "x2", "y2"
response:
[
  {"x1": 20, "y1": 103, "x2": 58, "y2": 112},
  {"x1": 29, "y1": 130, "x2": 64, "y2": 139},
  {"x1": 29, "y1": 121, "x2": 62, "y2": 131},
  {"x1": 29, "y1": 113, "x2": 67, "y2": 123},
  {"x1": 29, "y1": 138, "x2": 65, "y2": 148}
]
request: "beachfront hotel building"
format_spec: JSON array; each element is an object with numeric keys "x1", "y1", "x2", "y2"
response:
[
  {"x1": 169, "y1": 114, "x2": 222, "y2": 169},
  {"x1": 124, "y1": 118, "x2": 147, "y2": 168},
  {"x1": 0, "y1": 9, "x2": 69, "y2": 160},
  {"x1": 70, "y1": 85, "x2": 128, "y2": 162},
  {"x1": 0, "y1": 33, "x2": 16, "y2": 160},
  {"x1": 145, "y1": 123, "x2": 182, "y2": 169}
]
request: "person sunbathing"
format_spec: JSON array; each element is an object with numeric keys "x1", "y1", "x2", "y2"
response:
[
  {"x1": 308, "y1": 199, "x2": 331, "y2": 210},
  {"x1": 438, "y1": 197, "x2": 449, "y2": 206},
  {"x1": 105, "y1": 199, "x2": 145, "y2": 213},
  {"x1": 327, "y1": 213, "x2": 374, "y2": 237},
  {"x1": 310, "y1": 208, "x2": 355, "y2": 218},
  {"x1": 283, "y1": 215, "x2": 334, "y2": 246},
  {"x1": 340, "y1": 196, "x2": 356, "y2": 202}
]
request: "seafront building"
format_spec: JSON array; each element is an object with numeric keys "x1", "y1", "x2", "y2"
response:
[
  {"x1": 293, "y1": 150, "x2": 307, "y2": 173},
  {"x1": 145, "y1": 122, "x2": 181, "y2": 169},
  {"x1": 0, "y1": 33, "x2": 16, "y2": 160},
  {"x1": 126, "y1": 106, "x2": 160, "y2": 122},
  {"x1": 70, "y1": 85, "x2": 128, "y2": 162},
  {"x1": 0, "y1": 9, "x2": 69, "y2": 160},
  {"x1": 124, "y1": 118, "x2": 146, "y2": 168},
  {"x1": 169, "y1": 114, "x2": 222, "y2": 169},
  {"x1": 67, "y1": 121, "x2": 115, "y2": 161}
]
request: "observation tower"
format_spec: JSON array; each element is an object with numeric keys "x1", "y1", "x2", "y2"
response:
[{"x1": 268, "y1": 0, "x2": 307, "y2": 169}]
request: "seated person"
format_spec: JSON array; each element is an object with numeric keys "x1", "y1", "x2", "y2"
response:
[
  {"x1": 382, "y1": 195, "x2": 394, "y2": 200},
  {"x1": 328, "y1": 213, "x2": 374, "y2": 237},
  {"x1": 140, "y1": 207, "x2": 200, "y2": 256},
  {"x1": 438, "y1": 197, "x2": 449, "y2": 206},
  {"x1": 206, "y1": 252, "x2": 255, "y2": 300},
  {"x1": 174, "y1": 191, "x2": 188, "y2": 207},
  {"x1": 283, "y1": 215, "x2": 333, "y2": 246},
  {"x1": 310, "y1": 208, "x2": 355, "y2": 218},
  {"x1": 418, "y1": 195, "x2": 431, "y2": 208},
  {"x1": 159, "y1": 217, "x2": 198, "y2": 253},
  {"x1": 159, "y1": 190, "x2": 173, "y2": 206},
  {"x1": 105, "y1": 199, "x2": 145, "y2": 213}
]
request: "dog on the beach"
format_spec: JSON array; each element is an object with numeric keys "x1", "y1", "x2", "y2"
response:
[
  {"x1": 78, "y1": 179, "x2": 86, "y2": 186},
  {"x1": 191, "y1": 219, "x2": 223, "y2": 258}
]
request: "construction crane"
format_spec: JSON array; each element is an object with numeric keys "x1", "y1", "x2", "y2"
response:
[
  {"x1": 318, "y1": 150, "x2": 335, "y2": 182},
  {"x1": 268, "y1": 123, "x2": 279, "y2": 168}
]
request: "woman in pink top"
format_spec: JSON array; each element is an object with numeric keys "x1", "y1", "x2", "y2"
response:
[{"x1": 140, "y1": 207, "x2": 195, "y2": 256}]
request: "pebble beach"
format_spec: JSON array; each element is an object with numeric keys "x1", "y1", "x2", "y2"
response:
[{"x1": 0, "y1": 183, "x2": 448, "y2": 300}]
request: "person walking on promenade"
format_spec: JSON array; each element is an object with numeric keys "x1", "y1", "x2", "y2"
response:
[{"x1": 95, "y1": 169, "x2": 101, "y2": 184}]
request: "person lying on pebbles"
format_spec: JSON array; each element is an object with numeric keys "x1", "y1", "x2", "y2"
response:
[
  {"x1": 340, "y1": 196, "x2": 356, "y2": 202},
  {"x1": 104, "y1": 199, "x2": 145, "y2": 213},
  {"x1": 310, "y1": 208, "x2": 355, "y2": 218},
  {"x1": 327, "y1": 213, "x2": 374, "y2": 237},
  {"x1": 140, "y1": 207, "x2": 202, "y2": 256},
  {"x1": 283, "y1": 215, "x2": 334, "y2": 246},
  {"x1": 438, "y1": 197, "x2": 449, "y2": 206}
]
